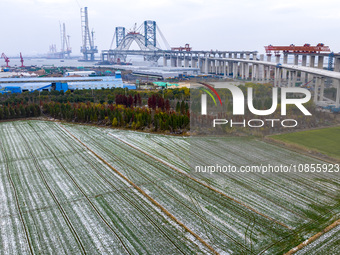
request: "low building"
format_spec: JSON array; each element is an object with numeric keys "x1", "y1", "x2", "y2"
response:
[{"x1": 0, "y1": 71, "x2": 125, "y2": 93}]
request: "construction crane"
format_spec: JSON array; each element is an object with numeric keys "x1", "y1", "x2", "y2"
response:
[
  {"x1": 60, "y1": 22, "x2": 72, "y2": 58},
  {"x1": 328, "y1": 52, "x2": 334, "y2": 71},
  {"x1": 20, "y1": 52, "x2": 25, "y2": 67},
  {"x1": 80, "y1": 7, "x2": 98, "y2": 61},
  {"x1": 1, "y1": 53, "x2": 10, "y2": 67},
  {"x1": 265, "y1": 43, "x2": 331, "y2": 55},
  {"x1": 171, "y1": 44, "x2": 192, "y2": 52}
]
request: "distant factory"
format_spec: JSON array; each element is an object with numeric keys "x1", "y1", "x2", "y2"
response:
[{"x1": 0, "y1": 71, "x2": 135, "y2": 94}]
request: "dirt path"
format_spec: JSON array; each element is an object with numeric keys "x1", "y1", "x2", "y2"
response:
[{"x1": 284, "y1": 219, "x2": 340, "y2": 254}]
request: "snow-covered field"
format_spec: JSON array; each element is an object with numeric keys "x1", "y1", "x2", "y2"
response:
[{"x1": 0, "y1": 120, "x2": 338, "y2": 254}]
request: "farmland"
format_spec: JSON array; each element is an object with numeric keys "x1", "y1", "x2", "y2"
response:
[
  {"x1": 270, "y1": 126, "x2": 340, "y2": 161},
  {"x1": 0, "y1": 120, "x2": 339, "y2": 254}
]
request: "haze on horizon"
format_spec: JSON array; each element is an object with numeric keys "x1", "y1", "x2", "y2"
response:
[{"x1": 1, "y1": 0, "x2": 339, "y2": 57}]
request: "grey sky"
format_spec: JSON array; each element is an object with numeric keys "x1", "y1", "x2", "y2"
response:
[{"x1": 1, "y1": 0, "x2": 339, "y2": 56}]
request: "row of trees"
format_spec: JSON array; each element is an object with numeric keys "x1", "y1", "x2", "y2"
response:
[
  {"x1": 0, "y1": 87, "x2": 190, "y2": 106},
  {"x1": 0, "y1": 103, "x2": 40, "y2": 120},
  {"x1": 42, "y1": 102, "x2": 189, "y2": 132},
  {"x1": 0, "y1": 87, "x2": 190, "y2": 133}
]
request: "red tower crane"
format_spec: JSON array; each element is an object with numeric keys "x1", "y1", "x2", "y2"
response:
[
  {"x1": 20, "y1": 52, "x2": 25, "y2": 67},
  {"x1": 1, "y1": 53, "x2": 10, "y2": 67}
]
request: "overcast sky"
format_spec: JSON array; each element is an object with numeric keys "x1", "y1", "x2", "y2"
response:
[{"x1": 1, "y1": 0, "x2": 339, "y2": 57}]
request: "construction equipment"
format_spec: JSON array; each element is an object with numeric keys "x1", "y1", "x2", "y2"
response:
[
  {"x1": 171, "y1": 44, "x2": 192, "y2": 52},
  {"x1": 60, "y1": 23, "x2": 72, "y2": 58},
  {"x1": 80, "y1": 7, "x2": 98, "y2": 61},
  {"x1": 1, "y1": 53, "x2": 10, "y2": 67},
  {"x1": 328, "y1": 52, "x2": 334, "y2": 71},
  {"x1": 20, "y1": 52, "x2": 24, "y2": 67},
  {"x1": 265, "y1": 43, "x2": 331, "y2": 55}
]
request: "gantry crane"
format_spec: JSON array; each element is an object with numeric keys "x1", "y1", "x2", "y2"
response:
[
  {"x1": 265, "y1": 43, "x2": 331, "y2": 55},
  {"x1": 1, "y1": 53, "x2": 10, "y2": 67},
  {"x1": 20, "y1": 52, "x2": 25, "y2": 67}
]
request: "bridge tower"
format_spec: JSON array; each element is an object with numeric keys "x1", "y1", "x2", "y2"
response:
[
  {"x1": 60, "y1": 23, "x2": 72, "y2": 58},
  {"x1": 115, "y1": 27, "x2": 126, "y2": 48},
  {"x1": 80, "y1": 7, "x2": 98, "y2": 61},
  {"x1": 144, "y1": 20, "x2": 156, "y2": 48}
]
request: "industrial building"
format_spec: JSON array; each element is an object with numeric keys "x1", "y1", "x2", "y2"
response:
[{"x1": 0, "y1": 71, "x2": 136, "y2": 94}]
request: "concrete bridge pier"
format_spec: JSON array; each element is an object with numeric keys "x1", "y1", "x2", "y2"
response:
[
  {"x1": 283, "y1": 54, "x2": 288, "y2": 64},
  {"x1": 200, "y1": 58, "x2": 204, "y2": 73},
  {"x1": 227, "y1": 61, "x2": 232, "y2": 76},
  {"x1": 292, "y1": 71, "x2": 297, "y2": 87},
  {"x1": 318, "y1": 56, "x2": 324, "y2": 69},
  {"x1": 265, "y1": 66, "x2": 270, "y2": 83},
  {"x1": 314, "y1": 76, "x2": 325, "y2": 103},
  {"x1": 163, "y1": 55, "x2": 167, "y2": 67},
  {"x1": 275, "y1": 55, "x2": 280, "y2": 63},
  {"x1": 204, "y1": 56, "x2": 209, "y2": 74},
  {"x1": 336, "y1": 80, "x2": 340, "y2": 108},
  {"x1": 184, "y1": 57, "x2": 189, "y2": 68},
  {"x1": 281, "y1": 54, "x2": 287, "y2": 80},
  {"x1": 244, "y1": 53, "x2": 250, "y2": 80},
  {"x1": 267, "y1": 55, "x2": 272, "y2": 62},
  {"x1": 287, "y1": 71, "x2": 297, "y2": 87},
  {"x1": 219, "y1": 60, "x2": 223, "y2": 75},
  {"x1": 308, "y1": 55, "x2": 316, "y2": 82},
  {"x1": 314, "y1": 77, "x2": 320, "y2": 103},
  {"x1": 319, "y1": 77, "x2": 325, "y2": 101},
  {"x1": 177, "y1": 55, "x2": 182, "y2": 67},
  {"x1": 256, "y1": 64, "x2": 260, "y2": 82},
  {"x1": 216, "y1": 60, "x2": 221, "y2": 75},
  {"x1": 252, "y1": 64, "x2": 256, "y2": 82},
  {"x1": 310, "y1": 55, "x2": 316, "y2": 67},
  {"x1": 233, "y1": 62, "x2": 238, "y2": 78},
  {"x1": 287, "y1": 71, "x2": 291, "y2": 87},
  {"x1": 260, "y1": 66, "x2": 265, "y2": 83},
  {"x1": 259, "y1": 54, "x2": 265, "y2": 83},
  {"x1": 253, "y1": 53, "x2": 257, "y2": 60},
  {"x1": 191, "y1": 57, "x2": 196, "y2": 69},
  {"x1": 223, "y1": 61, "x2": 227, "y2": 77},
  {"x1": 212, "y1": 60, "x2": 216, "y2": 74},
  {"x1": 274, "y1": 67, "x2": 281, "y2": 87},
  {"x1": 170, "y1": 55, "x2": 176, "y2": 67},
  {"x1": 201, "y1": 58, "x2": 205, "y2": 73},
  {"x1": 334, "y1": 57, "x2": 340, "y2": 72},
  {"x1": 244, "y1": 63, "x2": 248, "y2": 79},
  {"x1": 198, "y1": 57, "x2": 202, "y2": 73},
  {"x1": 301, "y1": 55, "x2": 307, "y2": 83},
  {"x1": 313, "y1": 77, "x2": 325, "y2": 104},
  {"x1": 239, "y1": 63, "x2": 244, "y2": 79}
]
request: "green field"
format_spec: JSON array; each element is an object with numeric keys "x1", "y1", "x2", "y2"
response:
[
  {"x1": 0, "y1": 120, "x2": 339, "y2": 254},
  {"x1": 270, "y1": 126, "x2": 340, "y2": 160}
]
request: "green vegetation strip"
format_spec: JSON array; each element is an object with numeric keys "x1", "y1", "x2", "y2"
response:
[{"x1": 270, "y1": 126, "x2": 340, "y2": 160}]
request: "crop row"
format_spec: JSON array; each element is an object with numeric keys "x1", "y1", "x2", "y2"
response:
[{"x1": 0, "y1": 121, "x2": 203, "y2": 255}]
